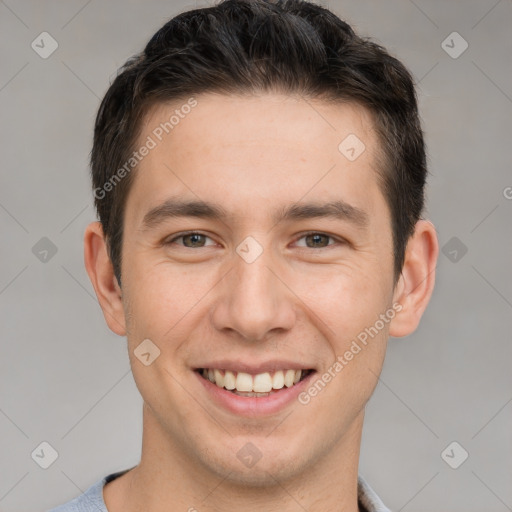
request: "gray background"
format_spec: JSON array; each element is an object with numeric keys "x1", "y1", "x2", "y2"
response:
[{"x1": 1, "y1": 0, "x2": 511, "y2": 510}]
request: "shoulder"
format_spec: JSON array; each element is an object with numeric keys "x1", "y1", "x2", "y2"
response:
[
  {"x1": 47, "y1": 469, "x2": 132, "y2": 512},
  {"x1": 358, "y1": 474, "x2": 392, "y2": 512}
]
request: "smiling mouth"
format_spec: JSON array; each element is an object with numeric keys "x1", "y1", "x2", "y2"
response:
[{"x1": 196, "y1": 368, "x2": 315, "y2": 397}]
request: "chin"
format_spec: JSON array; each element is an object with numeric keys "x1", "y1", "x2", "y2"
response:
[{"x1": 197, "y1": 436, "x2": 310, "y2": 487}]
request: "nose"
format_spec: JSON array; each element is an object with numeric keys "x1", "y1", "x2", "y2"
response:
[{"x1": 210, "y1": 243, "x2": 296, "y2": 342}]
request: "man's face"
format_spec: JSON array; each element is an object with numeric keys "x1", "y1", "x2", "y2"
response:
[{"x1": 119, "y1": 93, "x2": 399, "y2": 484}]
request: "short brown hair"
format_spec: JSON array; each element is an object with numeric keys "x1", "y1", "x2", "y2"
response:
[{"x1": 91, "y1": 0, "x2": 427, "y2": 285}]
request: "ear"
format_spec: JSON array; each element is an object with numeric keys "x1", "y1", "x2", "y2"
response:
[
  {"x1": 84, "y1": 221, "x2": 126, "y2": 336},
  {"x1": 389, "y1": 220, "x2": 439, "y2": 338}
]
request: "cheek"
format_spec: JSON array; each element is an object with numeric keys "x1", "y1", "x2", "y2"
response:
[
  {"x1": 292, "y1": 265, "x2": 392, "y2": 402},
  {"x1": 123, "y1": 260, "x2": 219, "y2": 357},
  {"x1": 299, "y1": 287, "x2": 391, "y2": 422},
  {"x1": 289, "y1": 264, "x2": 390, "y2": 337}
]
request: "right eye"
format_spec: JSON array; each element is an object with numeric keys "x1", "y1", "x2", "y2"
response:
[{"x1": 164, "y1": 231, "x2": 217, "y2": 248}]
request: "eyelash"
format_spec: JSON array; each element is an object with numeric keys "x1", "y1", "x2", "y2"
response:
[{"x1": 164, "y1": 231, "x2": 344, "y2": 249}]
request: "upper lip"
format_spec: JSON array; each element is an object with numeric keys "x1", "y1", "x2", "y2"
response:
[{"x1": 194, "y1": 360, "x2": 315, "y2": 375}]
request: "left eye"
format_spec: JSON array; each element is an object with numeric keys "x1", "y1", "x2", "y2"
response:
[{"x1": 294, "y1": 232, "x2": 338, "y2": 248}]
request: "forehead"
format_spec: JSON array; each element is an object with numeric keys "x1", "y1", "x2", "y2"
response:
[
  {"x1": 143, "y1": 92, "x2": 378, "y2": 164},
  {"x1": 125, "y1": 92, "x2": 386, "y2": 226}
]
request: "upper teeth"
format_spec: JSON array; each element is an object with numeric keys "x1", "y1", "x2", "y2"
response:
[{"x1": 202, "y1": 369, "x2": 303, "y2": 393}]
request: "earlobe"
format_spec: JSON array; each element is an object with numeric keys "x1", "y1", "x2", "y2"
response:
[
  {"x1": 389, "y1": 220, "x2": 439, "y2": 338},
  {"x1": 83, "y1": 221, "x2": 127, "y2": 336}
]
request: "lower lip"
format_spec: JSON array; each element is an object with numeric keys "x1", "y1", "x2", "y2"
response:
[{"x1": 195, "y1": 370, "x2": 316, "y2": 417}]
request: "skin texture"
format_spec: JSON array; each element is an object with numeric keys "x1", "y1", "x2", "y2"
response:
[{"x1": 84, "y1": 93, "x2": 438, "y2": 512}]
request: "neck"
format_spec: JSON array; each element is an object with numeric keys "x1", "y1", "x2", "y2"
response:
[{"x1": 104, "y1": 403, "x2": 364, "y2": 512}]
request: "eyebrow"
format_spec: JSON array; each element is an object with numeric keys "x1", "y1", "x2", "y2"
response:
[
  {"x1": 141, "y1": 197, "x2": 369, "y2": 230},
  {"x1": 274, "y1": 200, "x2": 369, "y2": 228},
  {"x1": 142, "y1": 199, "x2": 227, "y2": 230}
]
